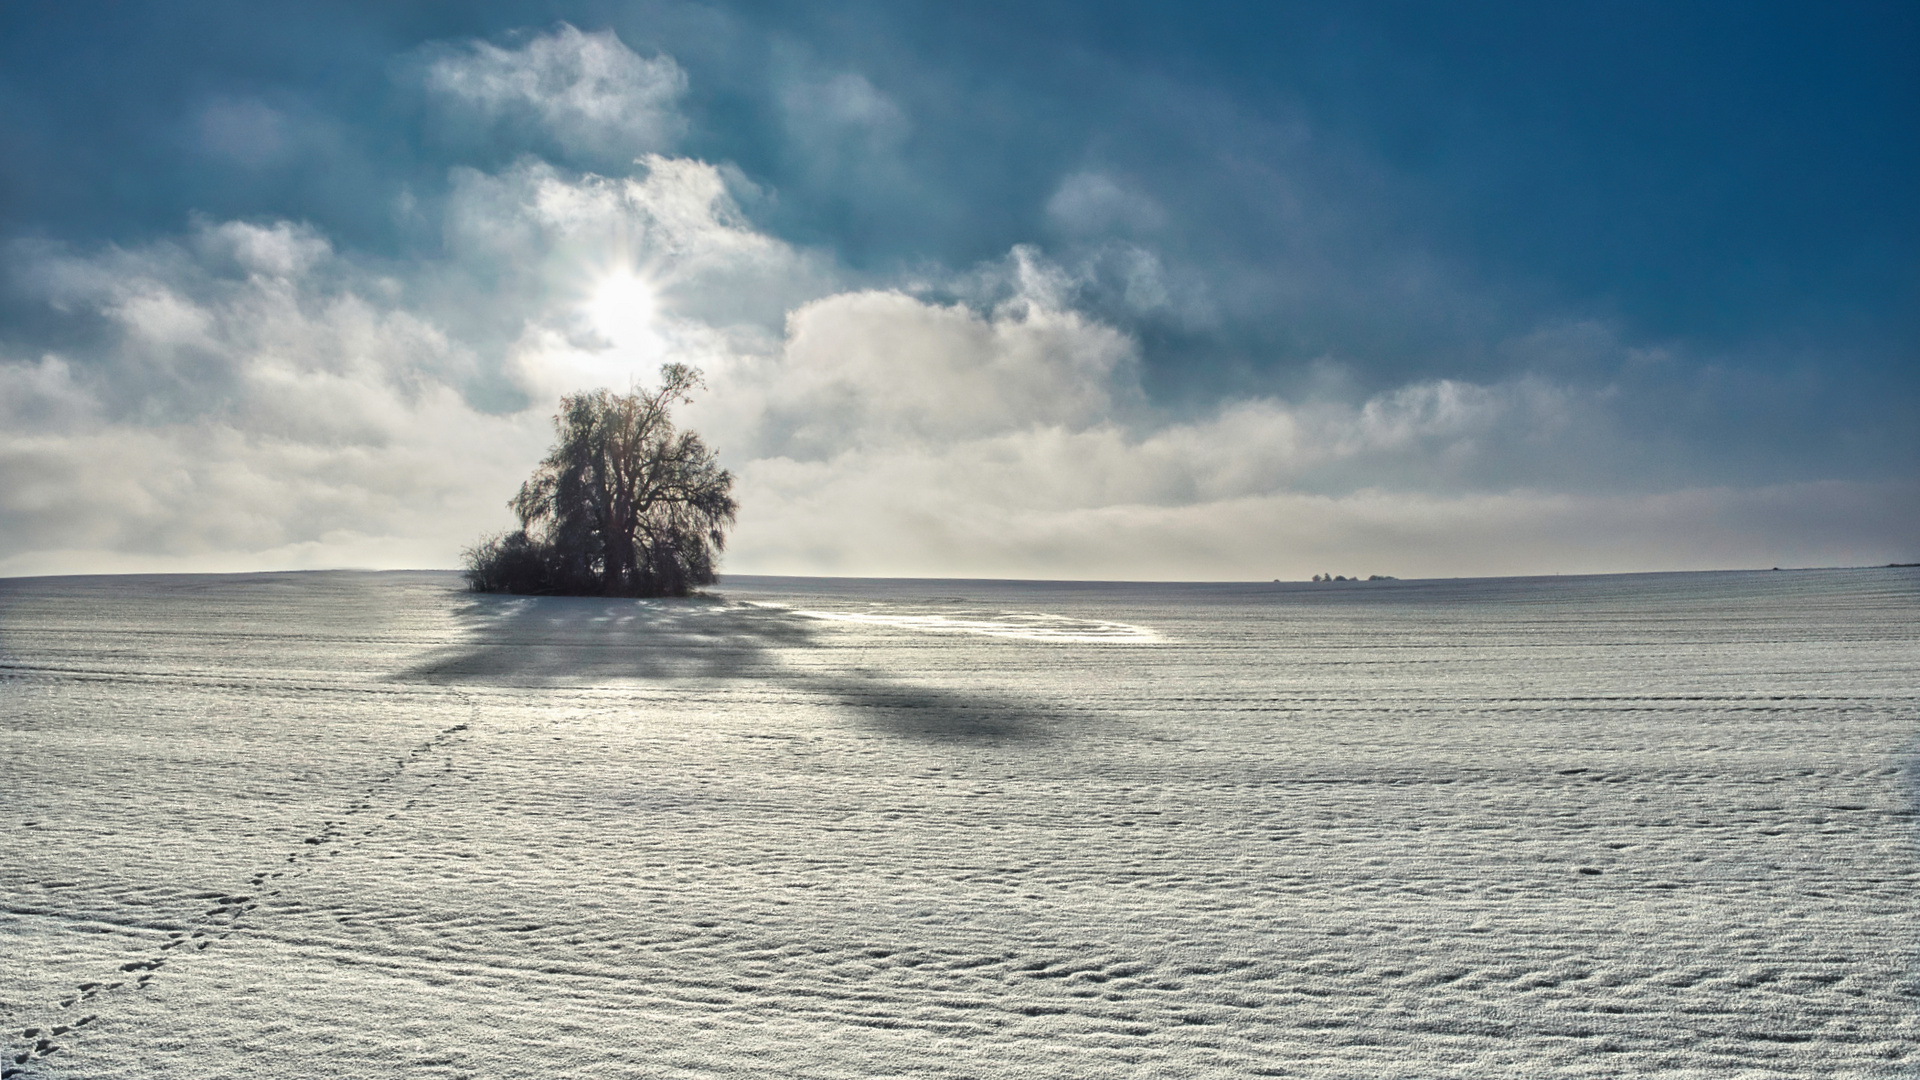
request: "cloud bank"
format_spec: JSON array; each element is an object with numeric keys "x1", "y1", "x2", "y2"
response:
[{"x1": 1, "y1": 26, "x2": 1911, "y2": 580}]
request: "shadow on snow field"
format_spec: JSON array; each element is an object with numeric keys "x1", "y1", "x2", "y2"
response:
[{"x1": 394, "y1": 592, "x2": 1056, "y2": 745}]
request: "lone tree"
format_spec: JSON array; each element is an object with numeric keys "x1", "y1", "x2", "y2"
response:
[{"x1": 464, "y1": 364, "x2": 737, "y2": 596}]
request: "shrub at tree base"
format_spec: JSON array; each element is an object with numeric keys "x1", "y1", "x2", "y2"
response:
[
  {"x1": 464, "y1": 364, "x2": 738, "y2": 597},
  {"x1": 460, "y1": 530, "x2": 554, "y2": 594}
]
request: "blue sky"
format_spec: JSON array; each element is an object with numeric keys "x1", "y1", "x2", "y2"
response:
[{"x1": 1, "y1": 1, "x2": 1914, "y2": 577}]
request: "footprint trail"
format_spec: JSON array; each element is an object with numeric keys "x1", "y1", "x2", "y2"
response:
[{"x1": 1, "y1": 717, "x2": 476, "y2": 1078}]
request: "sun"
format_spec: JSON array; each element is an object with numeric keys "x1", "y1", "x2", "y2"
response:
[{"x1": 584, "y1": 269, "x2": 661, "y2": 354}]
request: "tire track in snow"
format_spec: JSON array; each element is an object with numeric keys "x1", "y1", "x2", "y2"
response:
[{"x1": 1, "y1": 706, "x2": 479, "y2": 1078}]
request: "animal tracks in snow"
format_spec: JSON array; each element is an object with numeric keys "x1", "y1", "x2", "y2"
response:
[{"x1": 1, "y1": 717, "x2": 476, "y2": 1077}]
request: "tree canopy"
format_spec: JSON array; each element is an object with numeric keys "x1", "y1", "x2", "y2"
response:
[{"x1": 464, "y1": 364, "x2": 737, "y2": 596}]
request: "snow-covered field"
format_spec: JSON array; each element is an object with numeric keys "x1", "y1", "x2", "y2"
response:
[{"x1": 2, "y1": 568, "x2": 1916, "y2": 1078}]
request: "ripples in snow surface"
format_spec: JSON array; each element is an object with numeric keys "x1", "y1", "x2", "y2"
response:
[{"x1": 2, "y1": 567, "x2": 1916, "y2": 1078}]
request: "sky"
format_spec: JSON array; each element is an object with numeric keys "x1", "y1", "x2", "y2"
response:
[{"x1": 1, "y1": 0, "x2": 1914, "y2": 580}]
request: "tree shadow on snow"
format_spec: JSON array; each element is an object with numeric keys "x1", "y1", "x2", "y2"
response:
[
  {"x1": 394, "y1": 593, "x2": 1053, "y2": 744},
  {"x1": 797, "y1": 675, "x2": 1043, "y2": 744},
  {"x1": 401, "y1": 593, "x2": 809, "y2": 684}
]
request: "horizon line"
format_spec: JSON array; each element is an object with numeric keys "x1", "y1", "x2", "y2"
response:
[{"x1": 4, "y1": 564, "x2": 1915, "y2": 587}]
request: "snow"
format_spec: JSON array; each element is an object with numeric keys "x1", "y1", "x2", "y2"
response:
[{"x1": 3, "y1": 568, "x2": 1917, "y2": 1078}]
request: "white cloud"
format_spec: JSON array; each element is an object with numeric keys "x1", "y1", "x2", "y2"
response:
[
  {"x1": 729, "y1": 469, "x2": 1920, "y2": 580},
  {"x1": 735, "y1": 289, "x2": 1140, "y2": 454},
  {"x1": 0, "y1": 355, "x2": 99, "y2": 433},
  {"x1": 0, "y1": 219, "x2": 541, "y2": 573},
  {"x1": 0, "y1": 390, "x2": 540, "y2": 574},
  {"x1": 946, "y1": 242, "x2": 1212, "y2": 328},
  {"x1": 433, "y1": 154, "x2": 836, "y2": 402},
  {"x1": 685, "y1": 269, "x2": 1913, "y2": 578},
  {"x1": 195, "y1": 219, "x2": 333, "y2": 278},
  {"x1": 4, "y1": 147, "x2": 1911, "y2": 581},
  {"x1": 423, "y1": 24, "x2": 687, "y2": 161},
  {"x1": 0, "y1": 151, "x2": 838, "y2": 575}
]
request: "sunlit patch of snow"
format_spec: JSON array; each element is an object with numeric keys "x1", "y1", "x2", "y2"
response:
[{"x1": 788, "y1": 607, "x2": 1160, "y2": 642}]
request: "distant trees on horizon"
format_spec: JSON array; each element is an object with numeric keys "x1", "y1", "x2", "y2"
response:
[{"x1": 463, "y1": 364, "x2": 737, "y2": 597}]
